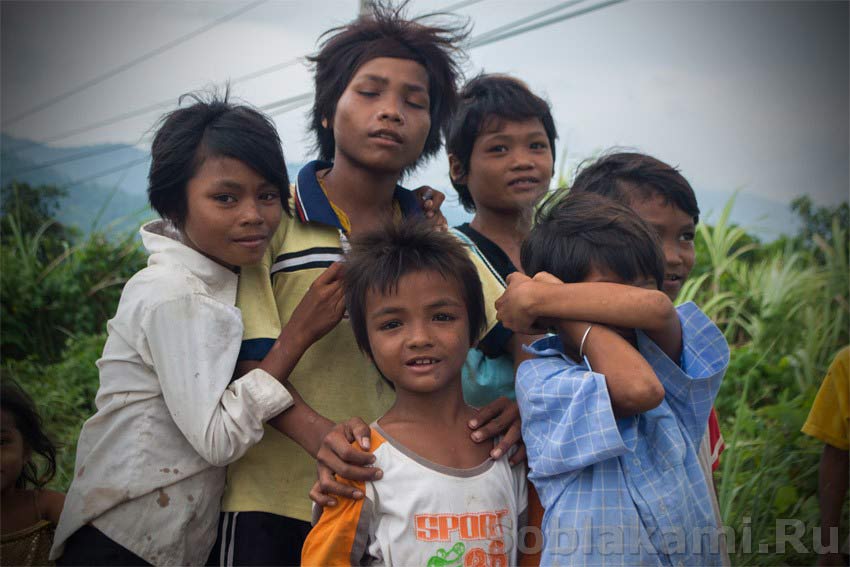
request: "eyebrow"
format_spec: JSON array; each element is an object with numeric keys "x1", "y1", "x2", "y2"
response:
[
  {"x1": 357, "y1": 74, "x2": 428, "y2": 93},
  {"x1": 369, "y1": 297, "x2": 462, "y2": 318},
  {"x1": 211, "y1": 180, "x2": 273, "y2": 191},
  {"x1": 479, "y1": 129, "x2": 548, "y2": 142}
]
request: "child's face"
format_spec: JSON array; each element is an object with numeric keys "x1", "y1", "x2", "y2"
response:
[
  {"x1": 0, "y1": 410, "x2": 27, "y2": 493},
  {"x1": 182, "y1": 156, "x2": 282, "y2": 269},
  {"x1": 630, "y1": 194, "x2": 696, "y2": 300},
  {"x1": 365, "y1": 270, "x2": 471, "y2": 395},
  {"x1": 330, "y1": 57, "x2": 431, "y2": 174},
  {"x1": 452, "y1": 117, "x2": 553, "y2": 215}
]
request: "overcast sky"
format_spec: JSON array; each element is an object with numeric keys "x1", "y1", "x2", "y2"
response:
[{"x1": 2, "y1": 0, "x2": 847, "y2": 235}]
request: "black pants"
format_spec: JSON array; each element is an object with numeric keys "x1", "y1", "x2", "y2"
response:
[
  {"x1": 207, "y1": 512, "x2": 312, "y2": 566},
  {"x1": 57, "y1": 525, "x2": 150, "y2": 566}
]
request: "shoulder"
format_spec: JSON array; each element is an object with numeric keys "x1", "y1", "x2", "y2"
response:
[{"x1": 676, "y1": 301, "x2": 730, "y2": 369}]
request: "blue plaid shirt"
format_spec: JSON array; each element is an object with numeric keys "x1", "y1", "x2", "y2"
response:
[{"x1": 517, "y1": 302, "x2": 729, "y2": 566}]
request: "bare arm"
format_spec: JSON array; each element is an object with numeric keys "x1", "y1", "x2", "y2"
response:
[
  {"x1": 817, "y1": 443, "x2": 849, "y2": 566},
  {"x1": 497, "y1": 273, "x2": 682, "y2": 361},
  {"x1": 557, "y1": 319, "x2": 664, "y2": 418}
]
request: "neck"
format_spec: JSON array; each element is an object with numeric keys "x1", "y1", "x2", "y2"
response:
[
  {"x1": 385, "y1": 381, "x2": 470, "y2": 428},
  {"x1": 469, "y1": 207, "x2": 533, "y2": 245},
  {"x1": 321, "y1": 153, "x2": 400, "y2": 224}
]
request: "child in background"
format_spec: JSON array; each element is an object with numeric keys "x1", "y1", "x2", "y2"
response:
[
  {"x1": 567, "y1": 152, "x2": 728, "y2": 562},
  {"x1": 499, "y1": 192, "x2": 729, "y2": 565},
  {"x1": 802, "y1": 346, "x2": 849, "y2": 566},
  {"x1": 445, "y1": 73, "x2": 556, "y2": 407},
  {"x1": 50, "y1": 95, "x2": 345, "y2": 566},
  {"x1": 223, "y1": 5, "x2": 520, "y2": 563},
  {"x1": 302, "y1": 222, "x2": 527, "y2": 566},
  {"x1": 1, "y1": 380, "x2": 65, "y2": 566}
]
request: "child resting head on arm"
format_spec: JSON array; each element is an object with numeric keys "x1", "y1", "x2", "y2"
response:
[
  {"x1": 501, "y1": 191, "x2": 729, "y2": 566},
  {"x1": 302, "y1": 221, "x2": 529, "y2": 567}
]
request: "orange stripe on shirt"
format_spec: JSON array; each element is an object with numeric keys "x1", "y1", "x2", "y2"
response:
[{"x1": 301, "y1": 431, "x2": 386, "y2": 566}]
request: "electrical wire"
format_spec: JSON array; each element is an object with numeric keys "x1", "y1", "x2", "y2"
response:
[{"x1": 1, "y1": 0, "x2": 267, "y2": 128}]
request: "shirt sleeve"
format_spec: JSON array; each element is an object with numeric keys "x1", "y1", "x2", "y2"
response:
[
  {"x1": 516, "y1": 356, "x2": 637, "y2": 481},
  {"x1": 802, "y1": 347, "x2": 850, "y2": 450},
  {"x1": 142, "y1": 294, "x2": 293, "y2": 467},
  {"x1": 636, "y1": 301, "x2": 729, "y2": 446},
  {"x1": 301, "y1": 477, "x2": 373, "y2": 567},
  {"x1": 236, "y1": 223, "x2": 284, "y2": 361}
]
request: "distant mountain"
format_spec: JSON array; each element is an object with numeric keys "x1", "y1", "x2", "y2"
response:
[
  {"x1": 0, "y1": 134, "x2": 303, "y2": 237},
  {"x1": 1, "y1": 134, "x2": 152, "y2": 235}
]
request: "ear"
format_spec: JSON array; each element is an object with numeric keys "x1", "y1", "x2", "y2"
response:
[
  {"x1": 448, "y1": 154, "x2": 467, "y2": 186},
  {"x1": 321, "y1": 116, "x2": 329, "y2": 129}
]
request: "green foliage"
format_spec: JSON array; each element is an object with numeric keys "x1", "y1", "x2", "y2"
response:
[
  {"x1": 1, "y1": 183, "x2": 146, "y2": 361},
  {"x1": 684, "y1": 197, "x2": 849, "y2": 565}
]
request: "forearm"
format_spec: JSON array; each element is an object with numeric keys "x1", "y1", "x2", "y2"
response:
[
  {"x1": 558, "y1": 321, "x2": 664, "y2": 417},
  {"x1": 236, "y1": 350, "x2": 335, "y2": 458},
  {"x1": 530, "y1": 283, "x2": 674, "y2": 329},
  {"x1": 819, "y1": 444, "x2": 849, "y2": 536}
]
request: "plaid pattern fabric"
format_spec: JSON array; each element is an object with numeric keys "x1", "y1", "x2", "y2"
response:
[{"x1": 517, "y1": 302, "x2": 729, "y2": 566}]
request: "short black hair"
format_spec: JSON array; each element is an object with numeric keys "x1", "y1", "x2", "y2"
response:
[
  {"x1": 1, "y1": 379, "x2": 57, "y2": 489},
  {"x1": 148, "y1": 91, "x2": 291, "y2": 228},
  {"x1": 308, "y1": 1, "x2": 468, "y2": 170},
  {"x1": 523, "y1": 191, "x2": 665, "y2": 289},
  {"x1": 345, "y1": 221, "x2": 486, "y2": 358},
  {"x1": 569, "y1": 151, "x2": 700, "y2": 224},
  {"x1": 445, "y1": 73, "x2": 557, "y2": 212}
]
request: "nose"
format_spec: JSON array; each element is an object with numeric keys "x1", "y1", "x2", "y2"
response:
[
  {"x1": 405, "y1": 320, "x2": 433, "y2": 349},
  {"x1": 662, "y1": 240, "x2": 682, "y2": 268},
  {"x1": 510, "y1": 148, "x2": 534, "y2": 171},
  {"x1": 239, "y1": 198, "x2": 264, "y2": 226},
  {"x1": 378, "y1": 95, "x2": 404, "y2": 124}
]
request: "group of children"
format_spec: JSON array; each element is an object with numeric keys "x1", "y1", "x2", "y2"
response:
[{"x1": 2, "y1": 3, "x2": 785, "y2": 566}]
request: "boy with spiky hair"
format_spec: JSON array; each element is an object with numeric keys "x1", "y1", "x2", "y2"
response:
[
  {"x1": 302, "y1": 221, "x2": 527, "y2": 567},
  {"x1": 566, "y1": 151, "x2": 729, "y2": 563},
  {"x1": 214, "y1": 5, "x2": 518, "y2": 564}
]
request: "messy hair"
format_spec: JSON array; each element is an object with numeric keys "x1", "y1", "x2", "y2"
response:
[
  {"x1": 308, "y1": 1, "x2": 468, "y2": 170},
  {"x1": 1, "y1": 379, "x2": 57, "y2": 488},
  {"x1": 523, "y1": 191, "x2": 665, "y2": 289},
  {"x1": 569, "y1": 151, "x2": 700, "y2": 224},
  {"x1": 345, "y1": 221, "x2": 486, "y2": 357}
]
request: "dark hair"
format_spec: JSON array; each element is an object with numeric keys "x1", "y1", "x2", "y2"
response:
[
  {"x1": 569, "y1": 151, "x2": 700, "y2": 224},
  {"x1": 148, "y1": 91, "x2": 291, "y2": 228},
  {"x1": 1, "y1": 380, "x2": 57, "y2": 488},
  {"x1": 523, "y1": 191, "x2": 665, "y2": 289},
  {"x1": 445, "y1": 74, "x2": 557, "y2": 212},
  {"x1": 345, "y1": 221, "x2": 486, "y2": 358},
  {"x1": 308, "y1": 1, "x2": 468, "y2": 170}
]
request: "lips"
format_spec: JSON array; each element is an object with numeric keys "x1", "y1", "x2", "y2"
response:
[
  {"x1": 232, "y1": 234, "x2": 267, "y2": 248},
  {"x1": 507, "y1": 176, "x2": 540, "y2": 188},
  {"x1": 369, "y1": 129, "x2": 403, "y2": 145},
  {"x1": 405, "y1": 356, "x2": 440, "y2": 367}
]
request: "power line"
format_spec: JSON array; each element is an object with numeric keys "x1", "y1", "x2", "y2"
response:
[
  {"x1": 7, "y1": 0, "x2": 622, "y2": 181},
  {"x1": 469, "y1": 0, "x2": 587, "y2": 47},
  {"x1": 1, "y1": 0, "x2": 267, "y2": 128},
  {"x1": 61, "y1": 156, "x2": 149, "y2": 190},
  {"x1": 4, "y1": 0, "x2": 477, "y2": 151},
  {"x1": 471, "y1": 0, "x2": 626, "y2": 48},
  {"x1": 3, "y1": 55, "x2": 305, "y2": 157}
]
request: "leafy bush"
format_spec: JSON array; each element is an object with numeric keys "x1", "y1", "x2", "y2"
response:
[{"x1": 1, "y1": 183, "x2": 146, "y2": 361}]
